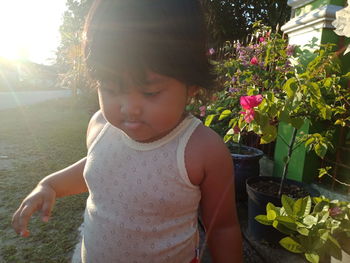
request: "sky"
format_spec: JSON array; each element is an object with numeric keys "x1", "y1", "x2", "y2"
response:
[{"x1": 0, "y1": 0, "x2": 67, "y2": 65}]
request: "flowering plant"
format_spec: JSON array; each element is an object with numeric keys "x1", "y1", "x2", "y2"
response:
[
  {"x1": 255, "y1": 195, "x2": 350, "y2": 263},
  {"x1": 205, "y1": 22, "x2": 350, "y2": 193},
  {"x1": 205, "y1": 22, "x2": 295, "y2": 145}
]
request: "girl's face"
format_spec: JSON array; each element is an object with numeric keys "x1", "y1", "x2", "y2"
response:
[{"x1": 98, "y1": 71, "x2": 197, "y2": 143}]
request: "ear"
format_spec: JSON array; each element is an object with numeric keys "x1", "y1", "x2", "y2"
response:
[{"x1": 187, "y1": 85, "x2": 200, "y2": 98}]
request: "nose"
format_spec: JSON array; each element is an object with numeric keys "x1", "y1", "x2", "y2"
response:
[{"x1": 120, "y1": 92, "x2": 142, "y2": 119}]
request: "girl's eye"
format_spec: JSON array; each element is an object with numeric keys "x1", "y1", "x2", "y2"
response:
[{"x1": 143, "y1": 91, "x2": 161, "y2": 97}]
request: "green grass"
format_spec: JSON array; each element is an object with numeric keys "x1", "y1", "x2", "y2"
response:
[{"x1": 0, "y1": 97, "x2": 96, "y2": 262}]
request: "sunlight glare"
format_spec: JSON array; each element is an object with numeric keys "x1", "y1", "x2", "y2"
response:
[{"x1": 0, "y1": 0, "x2": 66, "y2": 64}]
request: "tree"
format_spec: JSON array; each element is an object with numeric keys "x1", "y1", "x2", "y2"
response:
[
  {"x1": 55, "y1": 0, "x2": 94, "y2": 95},
  {"x1": 201, "y1": 0, "x2": 291, "y2": 44}
]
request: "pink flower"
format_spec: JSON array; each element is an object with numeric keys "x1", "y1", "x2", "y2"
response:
[
  {"x1": 259, "y1": 37, "x2": 265, "y2": 43},
  {"x1": 286, "y1": 45, "x2": 295, "y2": 56},
  {"x1": 240, "y1": 95, "x2": 263, "y2": 110},
  {"x1": 329, "y1": 207, "x2": 342, "y2": 217},
  {"x1": 240, "y1": 108, "x2": 255, "y2": 123},
  {"x1": 199, "y1": 106, "x2": 206, "y2": 117},
  {"x1": 208, "y1": 48, "x2": 215, "y2": 55},
  {"x1": 250, "y1": 56, "x2": 259, "y2": 65},
  {"x1": 233, "y1": 126, "x2": 240, "y2": 134}
]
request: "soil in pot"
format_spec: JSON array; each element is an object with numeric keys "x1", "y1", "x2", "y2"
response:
[{"x1": 249, "y1": 179, "x2": 310, "y2": 199}]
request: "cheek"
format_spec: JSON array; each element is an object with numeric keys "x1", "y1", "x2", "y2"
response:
[{"x1": 98, "y1": 94, "x2": 121, "y2": 124}]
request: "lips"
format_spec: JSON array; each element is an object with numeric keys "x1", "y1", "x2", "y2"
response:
[{"x1": 123, "y1": 120, "x2": 143, "y2": 130}]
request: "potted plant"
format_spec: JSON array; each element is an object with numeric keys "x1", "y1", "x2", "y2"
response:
[
  {"x1": 255, "y1": 195, "x2": 350, "y2": 263},
  {"x1": 204, "y1": 22, "x2": 350, "y2": 241}
]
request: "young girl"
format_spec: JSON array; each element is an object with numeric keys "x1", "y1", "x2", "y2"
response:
[{"x1": 12, "y1": 0, "x2": 243, "y2": 262}]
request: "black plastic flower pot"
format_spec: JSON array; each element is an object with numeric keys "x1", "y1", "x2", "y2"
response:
[
  {"x1": 246, "y1": 176, "x2": 319, "y2": 244},
  {"x1": 231, "y1": 145, "x2": 264, "y2": 202}
]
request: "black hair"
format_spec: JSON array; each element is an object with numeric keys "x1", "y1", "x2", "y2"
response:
[{"x1": 83, "y1": 0, "x2": 215, "y2": 101}]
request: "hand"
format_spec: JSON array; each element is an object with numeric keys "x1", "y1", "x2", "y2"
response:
[{"x1": 12, "y1": 184, "x2": 56, "y2": 237}]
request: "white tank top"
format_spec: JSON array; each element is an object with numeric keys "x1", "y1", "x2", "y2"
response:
[{"x1": 81, "y1": 115, "x2": 202, "y2": 263}]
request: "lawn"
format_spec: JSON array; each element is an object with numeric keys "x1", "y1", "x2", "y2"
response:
[{"x1": 0, "y1": 97, "x2": 96, "y2": 262}]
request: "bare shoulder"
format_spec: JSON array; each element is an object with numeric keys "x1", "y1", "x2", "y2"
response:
[
  {"x1": 186, "y1": 123, "x2": 233, "y2": 185},
  {"x1": 86, "y1": 110, "x2": 107, "y2": 149}
]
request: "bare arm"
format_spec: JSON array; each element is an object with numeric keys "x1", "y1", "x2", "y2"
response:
[
  {"x1": 194, "y1": 127, "x2": 243, "y2": 262},
  {"x1": 38, "y1": 157, "x2": 88, "y2": 197},
  {"x1": 12, "y1": 110, "x2": 106, "y2": 237}
]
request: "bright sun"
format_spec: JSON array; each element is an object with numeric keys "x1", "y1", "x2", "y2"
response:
[{"x1": 0, "y1": 0, "x2": 66, "y2": 64}]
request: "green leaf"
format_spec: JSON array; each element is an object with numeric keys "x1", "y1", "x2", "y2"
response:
[
  {"x1": 272, "y1": 220, "x2": 295, "y2": 235},
  {"x1": 293, "y1": 198, "x2": 303, "y2": 216},
  {"x1": 267, "y1": 210, "x2": 277, "y2": 220},
  {"x1": 279, "y1": 237, "x2": 304, "y2": 253},
  {"x1": 283, "y1": 78, "x2": 298, "y2": 98},
  {"x1": 223, "y1": 134, "x2": 233, "y2": 143},
  {"x1": 255, "y1": 215, "x2": 273, "y2": 225},
  {"x1": 300, "y1": 196, "x2": 312, "y2": 217},
  {"x1": 318, "y1": 211, "x2": 329, "y2": 223},
  {"x1": 305, "y1": 138, "x2": 315, "y2": 148},
  {"x1": 204, "y1": 114, "x2": 215, "y2": 127},
  {"x1": 276, "y1": 216, "x2": 297, "y2": 231},
  {"x1": 267, "y1": 202, "x2": 277, "y2": 213},
  {"x1": 319, "y1": 106, "x2": 332, "y2": 120},
  {"x1": 318, "y1": 167, "x2": 331, "y2": 179},
  {"x1": 320, "y1": 230, "x2": 330, "y2": 243},
  {"x1": 309, "y1": 82, "x2": 321, "y2": 99},
  {"x1": 324, "y1": 78, "x2": 332, "y2": 88},
  {"x1": 305, "y1": 252, "x2": 319, "y2": 263},
  {"x1": 328, "y1": 234, "x2": 341, "y2": 249},
  {"x1": 335, "y1": 119, "x2": 347, "y2": 127},
  {"x1": 315, "y1": 143, "x2": 327, "y2": 158},
  {"x1": 232, "y1": 134, "x2": 240, "y2": 143},
  {"x1": 313, "y1": 200, "x2": 329, "y2": 213},
  {"x1": 218, "y1": 110, "x2": 232, "y2": 120},
  {"x1": 260, "y1": 125, "x2": 277, "y2": 144},
  {"x1": 303, "y1": 215, "x2": 317, "y2": 227},
  {"x1": 282, "y1": 195, "x2": 295, "y2": 216},
  {"x1": 297, "y1": 227, "x2": 309, "y2": 236},
  {"x1": 342, "y1": 72, "x2": 350, "y2": 78},
  {"x1": 326, "y1": 236, "x2": 342, "y2": 260}
]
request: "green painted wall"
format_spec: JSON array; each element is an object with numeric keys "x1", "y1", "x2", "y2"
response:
[
  {"x1": 273, "y1": 122, "x2": 322, "y2": 183},
  {"x1": 295, "y1": 0, "x2": 346, "y2": 16}
]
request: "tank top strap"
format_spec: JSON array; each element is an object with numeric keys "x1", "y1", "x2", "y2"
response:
[{"x1": 176, "y1": 116, "x2": 202, "y2": 189}]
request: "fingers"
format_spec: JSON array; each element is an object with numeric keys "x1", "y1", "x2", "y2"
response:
[
  {"x1": 12, "y1": 197, "x2": 54, "y2": 237},
  {"x1": 12, "y1": 203, "x2": 35, "y2": 237},
  {"x1": 12, "y1": 186, "x2": 56, "y2": 238},
  {"x1": 41, "y1": 198, "x2": 55, "y2": 222}
]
